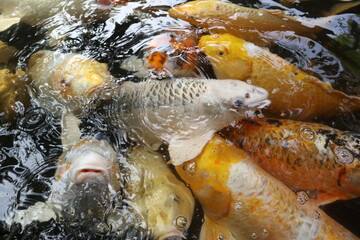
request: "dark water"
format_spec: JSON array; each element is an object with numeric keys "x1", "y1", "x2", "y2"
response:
[{"x1": 0, "y1": 0, "x2": 360, "y2": 239}]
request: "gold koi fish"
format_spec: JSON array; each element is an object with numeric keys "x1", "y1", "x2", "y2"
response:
[
  {"x1": 176, "y1": 134, "x2": 360, "y2": 240},
  {"x1": 169, "y1": 0, "x2": 324, "y2": 46},
  {"x1": 0, "y1": 69, "x2": 30, "y2": 123},
  {"x1": 28, "y1": 50, "x2": 113, "y2": 117},
  {"x1": 221, "y1": 118, "x2": 360, "y2": 205},
  {"x1": 124, "y1": 146, "x2": 195, "y2": 240},
  {"x1": 102, "y1": 78, "x2": 268, "y2": 165},
  {"x1": 198, "y1": 33, "x2": 360, "y2": 120}
]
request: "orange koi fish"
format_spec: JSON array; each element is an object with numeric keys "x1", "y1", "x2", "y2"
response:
[
  {"x1": 176, "y1": 134, "x2": 359, "y2": 240},
  {"x1": 169, "y1": 0, "x2": 324, "y2": 46},
  {"x1": 121, "y1": 31, "x2": 200, "y2": 78},
  {"x1": 198, "y1": 33, "x2": 360, "y2": 120},
  {"x1": 221, "y1": 118, "x2": 360, "y2": 205}
]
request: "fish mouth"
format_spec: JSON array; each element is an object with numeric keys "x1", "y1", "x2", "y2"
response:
[
  {"x1": 157, "y1": 230, "x2": 185, "y2": 240},
  {"x1": 72, "y1": 166, "x2": 109, "y2": 185}
]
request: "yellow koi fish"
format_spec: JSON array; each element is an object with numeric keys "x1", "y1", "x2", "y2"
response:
[
  {"x1": 123, "y1": 146, "x2": 195, "y2": 240},
  {"x1": 221, "y1": 118, "x2": 360, "y2": 205},
  {"x1": 198, "y1": 33, "x2": 360, "y2": 120},
  {"x1": 0, "y1": 69, "x2": 30, "y2": 123},
  {"x1": 176, "y1": 134, "x2": 359, "y2": 240},
  {"x1": 28, "y1": 50, "x2": 114, "y2": 117},
  {"x1": 169, "y1": 0, "x2": 324, "y2": 46}
]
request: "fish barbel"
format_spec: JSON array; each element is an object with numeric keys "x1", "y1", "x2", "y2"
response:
[
  {"x1": 176, "y1": 134, "x2": 360, "y2": 240},
  {"x1": 198, "y1": 33, "x2": 360, "y2": 120},
  {"x1": 169, "y1": 0, "x2": 324, "y2": 46},
  {"x1": 221, "y1": 118, "x2": 360, "y2": 205},
  {"x1": 123, "y1": 146, "x2": 195, "y2": 240},
  {"x1": 102, "y1": 78, "x2": 268, "y2": 165},
  {"x1": 28, "y1": 50, "x2": 113, "y2": 117}
]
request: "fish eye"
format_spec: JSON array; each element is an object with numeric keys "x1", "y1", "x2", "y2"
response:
[{"x1": 218, "y1": 51, "x2": 225, "y2": 56}]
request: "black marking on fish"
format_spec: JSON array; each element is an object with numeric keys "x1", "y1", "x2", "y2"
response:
[
  {"x1": 337, "y1": 167, "x2": 347, "y2": 187},
  {"x1": 266, "y1": 119, "x2": 282, "y2": 127},
  {"x1": 243, "y1": 119, "x2": 262, "y2": 126}
]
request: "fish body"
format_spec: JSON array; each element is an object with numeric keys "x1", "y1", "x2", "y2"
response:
[
  {"x1": 221, "y1": 118, "x2": 360, "y2": 205},
  {"x1": 28, "y1": 50, "x2": 113, "y2": 117},
  {"x1": 0, "y1": 69, "x2": 30, "y2": 123},
  {"x1": 103, "y1": 78, "x2": 268, "y2": 165},
  {"x1": 176, "y1": 134, "x2": 359, "y2": 240},
  {"x1": 198, "y1": 33, "x2": 360, "y2": 120},
  {"x1": 169, "y1": 0, "x2": 323, "y2": 46},
  {"x1": 124, "y1": 146, "x2": 195, "y2": 239}
]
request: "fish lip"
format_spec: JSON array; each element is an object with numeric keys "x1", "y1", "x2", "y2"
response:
[
  {"x1": 157, "y1": 230, "x2": 185, "y2": 240},
  {"x1": 72, "y1": 166, "x2": 109, "y2": 185}
]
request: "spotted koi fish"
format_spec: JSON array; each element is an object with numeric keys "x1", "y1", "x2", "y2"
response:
[
  {"x1": 221, "y1": 118, "x2": 360, "y2": 205},
  {"x1": 176, "y1": 134, "x2": 359, "y2": 239}
]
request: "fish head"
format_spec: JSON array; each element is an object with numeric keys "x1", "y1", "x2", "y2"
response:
[
  {"x1": 29, "y1": 51, "x2": 112, "y2": 113},
  {"x1": 198, "y1": 33, "x2": 252, "y2": 80},
  {"x1": 50, "y1": 138, "x2": 121, "y2": 225},
  {"x1": 206, "y1": 79, "x2": 268, "y2": 113}
]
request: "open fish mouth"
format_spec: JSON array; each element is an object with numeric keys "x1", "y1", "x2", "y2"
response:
[{"x1": 72, "y1": 166, "x2": 109, "y2": 184}]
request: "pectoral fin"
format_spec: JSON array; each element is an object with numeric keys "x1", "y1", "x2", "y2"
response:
[
  {"x1": 0, "y1": 17, "x2": 20, "y2": 32},
  {"x1": 169, "y1": 131, "x2": 215, "y2": 165},
  {"x1": 61, "y1": 111, "x2": 81, "y2": 147}
]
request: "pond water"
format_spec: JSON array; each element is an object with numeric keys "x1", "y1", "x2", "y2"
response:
[{"x1": 0, "y1": 0, "x2": 360, "y2": 239}]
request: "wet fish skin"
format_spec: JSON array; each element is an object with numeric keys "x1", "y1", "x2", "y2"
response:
[
  {"x1": 104, "y1": 78, "x2": 268, "y2": 165},
  {"x1": 221, "y1": 118, "x2": 360, "y2": 205},
  {"x1": 28, "y1": 50, "x2": 113, "y2": 116},
  {"x1": 124, "y1": 146, "x2": 195, "y2": 240},
  {"x1": 198, "y1": 33, "x2": 360, "y2": 120},
  {"x1": 176, "y1": 134, "x2": 360, "y2": 240}
]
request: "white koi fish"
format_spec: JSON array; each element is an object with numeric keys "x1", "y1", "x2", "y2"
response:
[{"x1": 103, "y1": 78, "x2": 269, "y2": 165}]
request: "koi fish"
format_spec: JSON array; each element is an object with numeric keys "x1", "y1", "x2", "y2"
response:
[
  {"x1": 102, "y1": 78, "x2": 268, "y2": 165},
  {"x1": 12, "y1": 138, "x2": 123, "y2": 232},
  {"x1": 221, "y1": 118, "x2": 360, "y2": 205},
  {"x1": 121, "y1": 31, "x2": 200, "y2": 79},
  {"x1": 175, "y1": 134, "x2": 360, "y2": 240},
  {"x1": 28, "y1": 50, "x2": 113, "y2": 117},
  {"x1": 0, "y1": 69, "x2": 30, "y2": 123},
  {"x1": 198, "y1": 33, "x2": 360, "y2": 120},
  {"x1": 123, "y1": 146, "x2": 195, "y2": 240},
  {"x1": 169, "y1": 0, "x2": 325, "y2": 46}
]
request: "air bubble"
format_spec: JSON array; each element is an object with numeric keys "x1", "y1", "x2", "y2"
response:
[
  {"x1": 184, "y1": 162, "x2": 196, "y2": 174},
  {"x1": 296, "y1": 191, "x2": 309, "y2": 205},
  {"x1": 217, "y1": 233, "x2": 225, "y2": 240},
  {"x1": 234, "y1": 201, "x2": 244, "y2": 212},
  {"x1": 176, "y1": 216, "x2": 187, "y2": 229},
  {"x1": 300, "y1": 127, "x2": 315, "y2": 141},
  {"x1": 334, "y1": 147, "x2": 353, "y2": 165},
  {"x1": 263, "y1": 229, "x2": 268, "y2": 236},
  {"x1": 251, "y1": 232, "x2": 257, "y2": 239}
]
